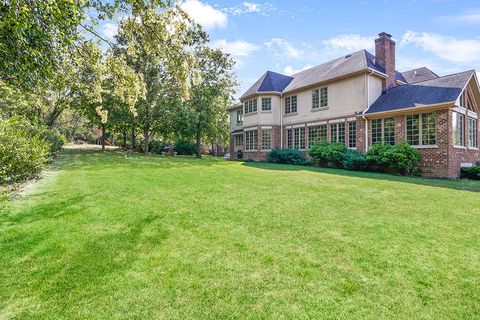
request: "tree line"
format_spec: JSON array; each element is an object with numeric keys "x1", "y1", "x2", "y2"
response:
[{"x1": 0, "y1": 0, "x2": 237, "y2": 157}]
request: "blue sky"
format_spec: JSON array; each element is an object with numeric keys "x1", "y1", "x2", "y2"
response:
[{"x1": 99, "y1": 0, "x2": 480, "y2": 99}]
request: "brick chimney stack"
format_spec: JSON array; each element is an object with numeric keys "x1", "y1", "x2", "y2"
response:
[{"x1": 375, "y1": 32, "x2": 396, "y2": 91}]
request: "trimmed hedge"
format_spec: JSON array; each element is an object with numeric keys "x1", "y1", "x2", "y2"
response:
[
  {"x1": 174, "y1": 141, "x2": 197, "y2": 155},
  {"x1": 460, "y1": 162, "x2": 480, "y2": 180},
  {"x1": 267, "y1": 148, "x2": 305, "y2": 165},
  {"x1": 308, "y1": 141, "x2": 346, "y2": 168}
]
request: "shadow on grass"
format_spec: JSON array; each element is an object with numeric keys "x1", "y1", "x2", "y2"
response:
[{"x1": 242, "y1": 162, "x2": 480, "y2": 193}]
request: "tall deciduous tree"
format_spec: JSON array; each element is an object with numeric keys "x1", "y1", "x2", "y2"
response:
[{"x1": 116, "y1": 6, "x2": 207, "y2": 152}]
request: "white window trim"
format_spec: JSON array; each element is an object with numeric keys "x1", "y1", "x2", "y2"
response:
[{"x1": 405, "y1": 113, "x2": 437, "y2": 147}]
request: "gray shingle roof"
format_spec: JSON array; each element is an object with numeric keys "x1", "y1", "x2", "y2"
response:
[
  {"x1": 240, "y1": 71, "x2": 293, "y2": 99},
  {"x1": 365, "y1": 70, "x2": 474, "y2": 114},
  {"x1": 401, "y1": 67, "x2": 439, "y2": 84}
]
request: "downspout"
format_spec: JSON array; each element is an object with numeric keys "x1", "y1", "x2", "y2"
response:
[{"x1": 280, "y1": 93, "x2": 283, "y2": 148}]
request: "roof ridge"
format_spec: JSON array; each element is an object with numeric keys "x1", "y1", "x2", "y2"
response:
[{"x1": 411, "y1": 69, "x2": 474, "y2": 84}]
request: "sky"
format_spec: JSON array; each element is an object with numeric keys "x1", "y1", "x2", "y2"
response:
[{"x1": 98, "y1": 0, "x2": 480, "y2": 99}]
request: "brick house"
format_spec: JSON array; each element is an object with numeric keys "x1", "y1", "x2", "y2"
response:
[{"x1": 229, "y1": 32, "x2": 480, "y2": 178}]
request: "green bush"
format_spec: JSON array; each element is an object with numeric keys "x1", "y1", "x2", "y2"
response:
[
  {"x1": 308, "y1": 141, "x2": 346, "y2": 168},
  {"x1": 0, "y1": 117, "x2": 50, "y2": 185},
  {"x1": 40, "y1": 129, "x2": 65, "y2": 156},
  {"x1": 383, "y1": 141, "x2": 421, "y2": 175},
  {"x1": 460, "y1": 164, "x2": 480, "y2": 180},
  {"x1": 267, "y1": 148, "x2": 305, "y2": 165},
  {"x1": 148, "y1": 140, "x2": 167, "y2": 154},
  {"x1": 174, "y1": 141, "x2": 197, "y2": 155},
  {"x1": 341, "y1": 149, "x2": 367, "y2": 171},
  {"x1": 365, "y1": 142, "x2": 393, "y2": 172}
]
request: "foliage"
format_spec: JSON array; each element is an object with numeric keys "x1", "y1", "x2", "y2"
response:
[
  {"x1": 460, "y1": 162, "x2": 480, "y2": 180},
  {"x1": 383, "y1": 141, "x2": 421, "y2": 176},
  {"x1": 267, "y1": 148, "x2": 306, "y2": 165},
  {"x1": 148, "y1": 140, "x2": 168, "y2": 154},
  {"x1": 0, "y1": 117, "x2": 50, "y2": 184},
  {"x1": 308, "y1": 141, "x2": 347, "y2": 168},
  {"x1": 40, "y1": 130, "x2": 66, "y2": 156},
  {"x1": 341, "y1": 149, "x2": 367, "y2": 171},
  {"x1": 174, "y1": 141, "x2": 197, "y2": 155},
  {"x1": 366, "y1": 142, "x2": 421, "y2": 176}
]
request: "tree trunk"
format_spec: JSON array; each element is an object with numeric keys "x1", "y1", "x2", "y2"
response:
[
  {"x1": 196, "y1": 122, "x2": 201, "y2": 158},
  {"x1": 143, "y1": 127, "x2": 150, "y2": 153},
  {"x1": 131, "y1": 127, "x2": 136, "y2": 149},
  {"x1": 101, "y1": 123, "x2": 106, "y2": 152}
]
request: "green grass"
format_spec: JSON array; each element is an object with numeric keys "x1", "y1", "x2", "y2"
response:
[{"x1": 1, "y1": 147, "x2": 480, "y2": 319}]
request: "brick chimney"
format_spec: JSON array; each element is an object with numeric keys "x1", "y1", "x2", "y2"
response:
[{"x1": 375, "y1": 32, "x2": 396, "y2": 91}]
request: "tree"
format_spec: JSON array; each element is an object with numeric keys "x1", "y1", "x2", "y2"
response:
[
  {"x1": 0, "y1": 0, "x2": 172, "y2": 89},
  {"x1": 185, "y1": 47, "x2": 237, "y2": 158},
  {"x1": 115, "y1": 6, "x2": 207, "y2": 153}
]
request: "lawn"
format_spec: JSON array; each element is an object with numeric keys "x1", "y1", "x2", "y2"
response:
[{"x1": 1, "y1": 146, "x2": 480, "y2": 319}]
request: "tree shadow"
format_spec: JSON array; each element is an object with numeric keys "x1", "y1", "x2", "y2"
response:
[{"x1": 241, "y1": 162, "x2": 480, "y2": 193}]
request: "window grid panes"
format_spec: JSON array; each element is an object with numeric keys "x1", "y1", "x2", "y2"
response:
[
  {"x1": 348, "y1": 121, "x2": 356, "y2": 148},
  {"x1": 245, "y1": 130, "x2": 258, "y2": 150},
  {"x1": 236, "y1": 110, "x2": 243, "y2": 124},
  {"x1": 406, "y1": 115, "x2": 420, "y2": 146},
  {"x1": 383, "y1": 118, "x2": 395, "y2": 145},
  {"x1": 261, "y1": 129, "x2": 272, "y2": 150},
  {"x1": 338, "y1": 122, "x2": 345, "y2": 144},
  {"x1": 308, "y1": 125, "x2": 327, "y2": 148},
  {"x1": 287, "y1": 129, "x2": 293, "y2": 148},
  {"x1": 285, "y1": 96, "x2": 297, "y2": 114},
  {"x1": 293, "y1": 127, "x2": 305, "y2": 149},
  {"x1": 261, "y1": 97, "x2": 271, "y2": 111},
  {"x1": 320, "y1": 87, "x2": 328, "y2": 108},
  {"x1": 330, "y1": 123, "x2": 338, "y2": 143},
  {"x1": 421, "y1": 113, "x2": 436, "y2": 145},
  {"x1": 234, "y1": 135, "x2": 243, "y2": 147},
  {"x1": 453, "y1": 112, "x2": 465, "y2": 146},
  {"x1": 312, "y1": 90, "x2": 319, "y2": 109},
  {"x1": 371, "y1": 119, "x2": 382, "y2": 145},
  {"x1": 469, "y1": 118, "x2": 478, "y2": 148},
  {"x1": 244, "y1": 99, "x2": 257, "y2": 114}
]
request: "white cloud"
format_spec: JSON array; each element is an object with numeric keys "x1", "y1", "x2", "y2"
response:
[
  {"x1": 223, "y1": 2, "x2": 276, "y2": 16},
  {"x1": 283, "y1": 64, "x2": 313, "y2": 75},
  {"x1": 437, "y1": 9, "x2": 480, "y2": 24},
  {"x1": 265, "y1": 38, "x2": 302, "y2": 59},
  {"x1": 401, "y1": 31, "x2": 480, "y2": 63},
  {"x1": 179, "y1": 0, "x2": 227, "y2": 30},
  {"x1": 210, "y1": 39, "x2": 259, "y2": 57},
  {"x1": 102, "y1": 22, "x2": 118, "y2": 40},
  {"x1": 322, "y1": 34, "x2": 374, "y2": 51}
]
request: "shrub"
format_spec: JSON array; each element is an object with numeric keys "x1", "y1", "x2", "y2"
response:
[
  {"x1": 148, "y1": 140, "x2": 167, "y2": 154},
  {"x1": 174, "y1": 141, "x2": 197, "y2": 155},
  {"x1": 365, "y1": 142, "x2": 392, "y2": 171},
  {"x1": 40, "y1": 130, "x2": 65, "y2": 156},
  {"x1": 460, "y1": 165, "x2": 480, "y2": 180},
  {"x1": 0, "y1": 117, "x2": 50, "y2": 185},
  {"x1": 341, "y1": 149, "x2": 367, "y2": 171},
  {"x1": 308, "y1": 141, "x2": 346, "y2": 168},
  {"x1": 267, "y1": 148, "x2": 305, "y2": 165},
  {"x1": 383, "y1": 141, "x2": 421, "y2": 176}
]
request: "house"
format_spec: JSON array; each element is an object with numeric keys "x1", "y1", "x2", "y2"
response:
[{"x1": 229, "y1": 32, "x2": 480, "y2": 178}]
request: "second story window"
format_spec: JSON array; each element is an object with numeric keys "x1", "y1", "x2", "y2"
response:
[
  {"x1": 261, "y1": 97, "x2": 271, "y2": 111},
  {"x1": 244, "y1": 99, "x2": 257, "y2": 114},
  {"x1": 236, "y1": 110, "x2": 243, "y2": 125},
  {"x1": 285, "y1": 95, "x2": 297, "y2": 114},
  {"x1": 312, "y1": 87, "x2": 328, "y2": 109}
]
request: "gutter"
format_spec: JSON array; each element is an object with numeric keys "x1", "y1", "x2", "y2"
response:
[{"x1": 280, "y1": 93, "x2": 283, "y2": 148}]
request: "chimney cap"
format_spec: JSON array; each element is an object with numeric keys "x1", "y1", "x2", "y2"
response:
[{"x1": 378, "y1": 32, "x2": 392, "y2": 39}]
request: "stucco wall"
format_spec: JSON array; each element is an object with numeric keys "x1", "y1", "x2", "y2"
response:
[{"x1": 282, "y1": 74, "x2": 367, "y2": 126}]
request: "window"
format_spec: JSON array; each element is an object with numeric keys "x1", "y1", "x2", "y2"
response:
[
  {"x1": 236, "y1": 110, "x2": 243, "y2": 125},
  {"x1": 372, "y1": 118, "x2": 395, "y2": 145},
  {"x1": 261, "y1": 129, "x2": 272, "y2": 150},
  {"x1": 330, "y1": 123, "x2": 337, "y2": 143},
  {"x1": 407, "y1": 113, "x2": 436, "y2": 146},
  {"x1": 348, "y1": 121, "x2": 356, "y2": 148},
  {"x1": 234, "y1": 135, "x2": 243, "y2": 147},
  {"x1": 453, "y1": 112, "x2": 465, "y2": 146},
  {"x1": 285, "y1": 95, "x2": 297, "y2": 114},
  {"x1": 245, "y1": 130, "x2": 258, "y2": 150},
  {"x1": 244, "y1": 99, "x2": 257, "y2": 114},
  {"x1": 287, "y1": 128, "x2": 305, "y2": 149},
  {"x1": 421, "y1": 113, "x2": 436, "y2": 145},
  {"x1": 328, "y1": 122, "x2": 345, "y2": 144},
  {"x1": 261, "y1": 97, "x2": 271, "y2": 111},
  {"x1": 308, "y1": 125, "x2": 327, "y2": 148},
  {"x1": 312, "y1": 87, "x2": 328, "y2": 109},
  {"x1": 469, "y1": 118, "x2": 478, "y2": 148}
]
